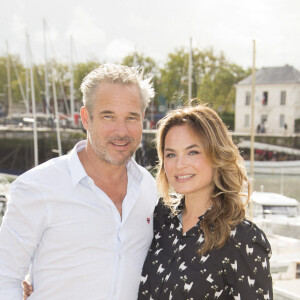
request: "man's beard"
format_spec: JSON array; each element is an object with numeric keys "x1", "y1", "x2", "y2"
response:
[{"x1": 90, "y1": 133, "x2": 140, "y2": 166}]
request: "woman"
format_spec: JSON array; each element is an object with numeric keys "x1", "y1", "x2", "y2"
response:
[{"x1": 138, "y1": 103, "x2": 272, "y2": 299}]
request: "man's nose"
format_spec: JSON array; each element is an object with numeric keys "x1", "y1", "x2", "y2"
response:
[{"x1": 114, "y1": 119, "x2": 130, "y2": 136}]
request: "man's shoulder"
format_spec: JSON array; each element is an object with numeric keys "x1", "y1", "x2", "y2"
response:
[
  {"x1": 129, "y1": 159, "x2": 156, "y2": 184},
  {"x1": 138, "y1": 165, "x2": 155, "y2": 181},
  {"x1": 15, "y1": 154, "x2": 69, "y2": 185}
]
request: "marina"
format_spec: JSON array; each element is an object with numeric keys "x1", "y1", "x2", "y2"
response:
[{"x1": 1, "y1": 1, "x2": 300, "y2": 299}]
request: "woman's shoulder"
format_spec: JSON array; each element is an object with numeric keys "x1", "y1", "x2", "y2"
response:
[
  {"x1": 154, "y1": 197, "x2": 172, "y2": 217},
  {"x1": 154, "y1": 196, "x2": 182, "y2": 223},
  {"x1": 228, "y1": 219, "x2": 272, "y2": 255}
]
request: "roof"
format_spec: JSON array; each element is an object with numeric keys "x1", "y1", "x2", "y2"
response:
[{"x1": 237, "y1": 65, "x2": 300, "y2": 85}]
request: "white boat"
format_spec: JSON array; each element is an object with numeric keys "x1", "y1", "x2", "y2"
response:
[
  {"x1": 268, "y1": 234, "x2": 300, "y2": 299},
  {"x1": 250, "y1": 191, "x2": 300, "y2": 239},
  {"x1": 244, "y1": 160, "x2": 300, "y2": 175},
  {"x1": 0, "y1": 176, "x2": 10, "y2": 223}
]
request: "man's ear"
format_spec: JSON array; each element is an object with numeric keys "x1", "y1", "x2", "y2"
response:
[{"x1": 80, "y1": 106, "x2": 90, "y2": 131}]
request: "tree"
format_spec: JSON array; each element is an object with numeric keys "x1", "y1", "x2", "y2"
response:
[
  {"x1": 159, "y1": 47, "x2": 250, "y2": 114},
  {"x1": 121, "y1": 52, "x2": 160, "y2": 107},
  {"x1": 159, "y1": 48, "x2": 189, "y2": 106},
  {"x1": 0, "y1": 55, "x2": 31, "y2": 114},
  {"x1": 73, "y1": 60, "x2": 101, "y2": 99},
  {"x1": 121, "y1": 52, "x2": 158, "y2": 75}
]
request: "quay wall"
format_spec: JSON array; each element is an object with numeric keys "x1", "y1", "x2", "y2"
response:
[
  {"x1": 0, "y1": 127, "x2": 86, "y2": 174},
  {"x1": 1, "y1": 127, "x2": 300, "y2": 174}
]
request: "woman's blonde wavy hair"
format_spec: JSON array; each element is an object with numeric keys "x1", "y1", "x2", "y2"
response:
[{"x1": 156, "y1": 102, "x2": 250, "y2": 255}]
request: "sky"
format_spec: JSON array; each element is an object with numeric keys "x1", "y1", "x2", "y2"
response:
[{"x1": 1, "y1": 0, "x2": 300, "y2": 71}]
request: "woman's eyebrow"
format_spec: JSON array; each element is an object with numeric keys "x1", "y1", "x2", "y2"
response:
[{"x1": 164, "y1": 144, "x2": 200, "y2": 152}]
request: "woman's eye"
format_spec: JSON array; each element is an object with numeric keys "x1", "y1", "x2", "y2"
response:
[
  {"x1": 165, "y1": 153, "x2": 175, "y2": 158},
  {"x1": 189, "y1": 151, "x2": 199, "y2": 155}
]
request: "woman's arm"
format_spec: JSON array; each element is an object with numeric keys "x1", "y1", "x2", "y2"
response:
[
  {"x1": 224, "y1": 221, "x2": 273, "y2": 299},
  {"x1": 22, "y1": 280, "x2": 33, "y2": 300}
]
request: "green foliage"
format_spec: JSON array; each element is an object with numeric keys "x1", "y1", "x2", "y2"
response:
[
  {"x1": 73, "y1": 60, "x2": 101, "y2": 99},
  {"x1": 121, "y1": 52, "x2": 160, "y2": 105},
  {"x1": 159, "y1": 48, "x2": 189, "y2": 105},
  {"x1": 158, "y1": 47, "x2": 251, "y2": 112},
  {"x1": 219, "y1": 111, "x2": 235, "y2": 130},
  {"x1": 121, "y1": 52, "x2": 157, "y2": 75},
  {"x1": 0, "y1": 55, "x2": 27, "y2": 105},
  {"x1": 0, "y1": 47, "x2": 250, "y2": 116}
]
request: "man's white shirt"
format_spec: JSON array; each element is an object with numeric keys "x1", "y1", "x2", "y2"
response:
[{"x1": 0, "y1": 141, "x2": 157, "y2": 299}]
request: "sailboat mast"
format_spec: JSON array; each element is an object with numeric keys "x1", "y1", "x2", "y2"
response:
[
  {"x1": 27, "y1": 33, "x2": 38, "y2": 166},
  {"x1": 52, "y1": 71, "x2": 62, "y2": 156},
  {"x1": 250, "y1": 40, "x2": 256, "y2": 179},
  {"x1": 69, "y1": 36, "x2": 75, "y2": 127},
  {"x1": 249, "y1": 40, "x2": 256, "y2": 220},
  {"x1": 12, "y1": 60, "x2": 28, "y2": 113},
  {"x1": 6, "y1": 41, "x2": 13, "y2": 118},
  {"x1": 43, "y1": 19, "x2": 50, "y2": 117},
  {"x1": 188, "y1": 37, "x2": 193, "y2": 105},
  {"x1": 25, "y1": 52, "x2": 30, "y2": 114}
]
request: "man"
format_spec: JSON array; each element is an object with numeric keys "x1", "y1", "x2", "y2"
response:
[{"x1": 0, "y1": 64, "x2": 157, "y2": 299}]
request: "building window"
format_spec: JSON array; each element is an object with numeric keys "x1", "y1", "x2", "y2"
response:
[
  {"x1": 245, "y1": 92, "x2": 251, "y2": 105},
  {"x1": 279, "y1": 114, "x2": 285, "y2": 128},
  {"x1": 261, "y1": 115, "x2": 268, "y2": 123},
  {"x1": 244, "y1": 114, "x2": 250, "y2": 127},
  {"x1": 262, "y1": 91, "x2": 268, "y2": 105},
  {"x1": 280, "y1": 91, "x2": 286, "y2": 105},
  {"x1": 297, "y1": 263, "x2": 300, "y2": 279},
  {"x1": 258, "y1": 115, "x2": 268, "y2": 133}
]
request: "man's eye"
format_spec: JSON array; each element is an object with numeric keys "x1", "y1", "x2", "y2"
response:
[
  {"x1": 103, "y1": 115, "x2": 113, "y2": 119},
  {"x1": 128, "y1": 116, "x2": 138, "y2": 120}
]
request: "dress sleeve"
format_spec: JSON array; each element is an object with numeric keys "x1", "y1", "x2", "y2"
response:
[
  {"x1": 0, "y1": 177, "x2": 48, "y2": 299},
  {"x1": 223, "y1": 221, "x2": 273, "y2": 300}
]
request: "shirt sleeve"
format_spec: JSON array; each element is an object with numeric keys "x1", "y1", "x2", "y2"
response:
[
  {"x1": 0, "y1": 177, "x2": 48, "y2": 299},
  {"x1": 224, "y1": 221, "x2": 273, "y2": 300}
]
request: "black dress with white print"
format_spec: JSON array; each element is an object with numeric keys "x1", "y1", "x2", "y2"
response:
[{"x1": 138, "y1": 199, "x2": 273, "y2": 300}]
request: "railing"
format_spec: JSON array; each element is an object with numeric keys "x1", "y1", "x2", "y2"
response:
[{"x1": 274, "y1": 287, "x2": 300, "y2": 300}]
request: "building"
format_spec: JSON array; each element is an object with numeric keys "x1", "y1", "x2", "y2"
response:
[{"x1": 235, "y1": 65, "x2": 300, "y2": 134}]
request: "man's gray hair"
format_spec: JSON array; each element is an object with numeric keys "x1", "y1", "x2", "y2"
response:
[{"x1": 80, "y1": 64, "x2": 155, "y2": 115}]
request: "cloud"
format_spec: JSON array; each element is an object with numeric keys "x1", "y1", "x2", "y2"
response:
[
  {"x1": 104, "y1": 38, "x2": 135, "y2": 62},
  {"x1": 11, "y1": 14, "x2": 27, "y2": 40},
  {"x1": 66, "y1": 6, "x2": 106, "y2": 48}
]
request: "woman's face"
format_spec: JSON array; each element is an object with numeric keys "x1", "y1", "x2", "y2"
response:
[{"x1": 163, "y1": 125, "x2": 214, "y2": 199}]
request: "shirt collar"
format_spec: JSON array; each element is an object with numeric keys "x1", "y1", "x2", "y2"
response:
[
  {"x1": 68, "y1": 140, "x2": 143, "y2": 187},
  {"x1": 68, "y1": 140, "x2": 89, "y2": 187},
  {"x1": 167, "y1": 197, "x2": 212, "y2": 223},
  {"x1": 126, "y1": 157, "x2": 143, "y2": 186}
]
